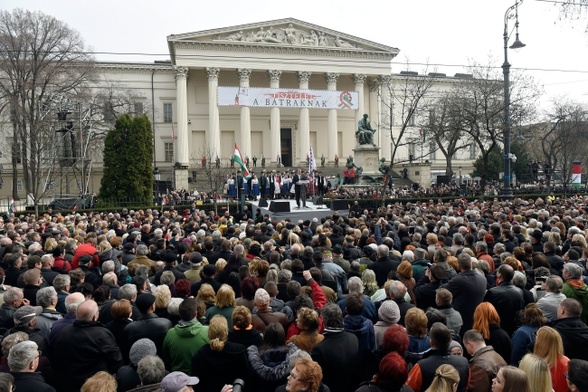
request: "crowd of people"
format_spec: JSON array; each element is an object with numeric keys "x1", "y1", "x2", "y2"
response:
[{"x1": 2, "y1": 194, "x2": 588, "y2": 391}]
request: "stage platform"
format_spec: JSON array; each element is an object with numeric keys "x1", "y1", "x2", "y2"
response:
[{"x1": 249, "y1": 198, "x2": 347, "y2": 221}]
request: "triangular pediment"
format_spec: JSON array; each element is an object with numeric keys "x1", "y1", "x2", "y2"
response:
[{"x1": 167, "y1": 18, "x2": 398, "y2": 54}]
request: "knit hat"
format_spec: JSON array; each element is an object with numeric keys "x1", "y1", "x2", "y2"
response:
[
  {"x1": 378, "y1": 300, "x2": 400, "y2": 324},
  {"x1": 254, "y1": 288, "x2": 271, "y2": 306},
  {"x1": 129, "y1": 338, "x2": 156, "y2": 366},
  {"x1": 449, "y1": 340, "x2": 463, "y2": 354}
]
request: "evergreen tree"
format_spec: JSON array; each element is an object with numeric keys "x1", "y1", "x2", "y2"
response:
[
  {"x1": 472, "y1": 145, "x2": 503, "y2": 183},
  {"x1": 100, "y1": 114, "x2": 153, "y2": 204}
]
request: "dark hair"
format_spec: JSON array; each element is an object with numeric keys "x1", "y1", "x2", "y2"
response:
[
  {"x1": 178, "y1": 297, "x2": 199, "y2": 321},
  {"x1": 240, "y1": 276, "x2": 259, "y2": 300},
  {"x1": 345, "y1": 292, "x2": 364, "y2": 316},
  {"x1": 429, "y1": 322, "x2": 451, "y2": 350},
  {"x1": 259, "y1": 322, "x2": 286, "y2": 355},
  {"x1": 426, "y1": 308, "x2": 447, "y2": 329},
  {"x1": 321, "y1": 304, "x2": 344, "y2": 329}
]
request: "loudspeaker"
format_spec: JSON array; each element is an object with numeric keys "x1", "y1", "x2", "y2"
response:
[
  {"x1": 258, "y1": 198, "x2": 269, "y2": 207},
  {"x1": 270, "y1": 200, "x2": 291, "y2": 212},
  {"x1": 331, "y1": 199, "x2": 348, "y2": 210}
]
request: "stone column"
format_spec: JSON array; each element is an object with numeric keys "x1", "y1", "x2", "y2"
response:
[
  {"x1": 174, "y1": 66, "x2": 189, "y2": 190},
  {"x1": 325, "y1": 73, "x2": 339, "y2": 163},
  {"x1": 237, "y1": 69, "x2": 252, "y2": 156},
  {"x1": 206, "y1": 67, "x2": 221, "y2": 156},
  {"x1": 352, "y1": 74, "x2": 366, "y2": 125},
  {"x1": 268, "y1": 70, "x2": 282, "y2": 164},
  {"x1": 378, "y1": 76, "x2": 391, "y2": 160},
  {"x1": 297, "y1": 71, "x2": 311, "y2": 166}
]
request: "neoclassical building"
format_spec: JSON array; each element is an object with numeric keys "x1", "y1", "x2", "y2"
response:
[{"x1": 165, "y1": 18, "x2": 400, "y2": 189}]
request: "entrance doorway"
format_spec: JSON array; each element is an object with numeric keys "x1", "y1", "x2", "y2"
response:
[{"x1": 280, "y1": 128, "x2": 292, "y2": 167}]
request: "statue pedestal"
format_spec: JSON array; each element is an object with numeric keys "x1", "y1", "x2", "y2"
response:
[{"x1": 352, "y1": 145, "x2": 380, "y2": 175}]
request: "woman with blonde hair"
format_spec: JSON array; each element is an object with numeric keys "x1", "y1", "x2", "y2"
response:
[
  {"x1": 81, "y1": 371, "x2": 117, "y2": 392},
  {"x1": 473, "y1": 302, "x2": 512, "y2": 364},
  {"x1": 196, "y1": 283, "x2": 216, "y2": 310},
  {"x1": 518, "y1": 354, "x2": 552, "y2": 392},
  {"x1": 534, "y1": 326, "x2": 569, "y2": 392},
  {"x1": 205, "y1": 284, "x2": 236, "y2": 329},
  {"x1": 191, "y1": 314, "x2": 249, "y2": 392},
  {"x1": 360, "y1": 269, "x2": 378, "y2": 298},
  {"x1": 492, "y1": 366, "x2": 530, "y2": 392},
  {"x1": 424, "y1": 364, "x2": 459, "y2": 392}
]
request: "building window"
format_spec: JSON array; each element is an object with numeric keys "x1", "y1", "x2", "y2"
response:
[
  {"x1": 469, "y1": 143, "x2": 476, "y2": 160},
  {"x1": 16, "y1": 179, "x2": 22, "y2": 192},
  {"x1": 408, "y1": 143, "x2": 415, "y2": 162},
  {"x1": 163, "y1": 103, "x2": 173, "y2": 123},
  {"x1": 429, "y1": 141, "x2": 436, "y2": 161},
  {"x1": 164, "y1": 142, "x2": 174, "y2": 162},
  {"x1": 134, "y1": 102, "x2": 144, "y2": 114}
]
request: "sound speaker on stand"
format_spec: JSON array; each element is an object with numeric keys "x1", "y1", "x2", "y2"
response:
[{"x1": 269, "y1": 200, "x2": 291, "y2": 212}]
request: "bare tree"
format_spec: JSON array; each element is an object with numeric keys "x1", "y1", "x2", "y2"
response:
[
  {"x1": 425, "y1": 92, "x2": 469, "y2": 176},
  {"x1": 379, "y1": 64, "x2": 436, "y2": 176},
  {"x1": 0, "y1": 9, "x2": 95, "y2": 212},
  {"x1": 539, "y1": 100, "x2": 588, "y2": 195},
  {"x1": 450, "y1": 58, "x2": 541, "y2": 190},
  {"x1": 191, "y1": 147, "x2": 232, "y2": 215}
]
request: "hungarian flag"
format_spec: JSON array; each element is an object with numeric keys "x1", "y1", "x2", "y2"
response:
[
  {"x1": 71, "y1": 204, "x2": 77, "y2": 214},
  {"x1": 233, "y1": 144, "x2": 250, "y2": 179},
  {"x1": 8, "y1": 198, "x2": 16, "y2": 213}
]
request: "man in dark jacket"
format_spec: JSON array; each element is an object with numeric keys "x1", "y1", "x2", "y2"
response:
[
  {"x1": 442, "y1": 253, "x2": 487, "y2": 335},
  {"x1": 369, "y1": 244, "x2": 400, "y2": 287},
  {"x1": 50, "y1": 299, "x2": 123, "y2": 392},
  {"x1": 0, "y1": 287, "x2": 25, "y2": 333},
  {"x1": 8, "y1": 340, "x2": 55, "y2": 392},
  {"x1": 312, "y1": 304, "x2": 360, "y2": 392},
  {"x1": 124, "y1": 293, "x2": 172, "y2": 356},
  {"x1": 484, "y1": 264, "x2": 524, "y2": 336},
  {"x1": 153, "y1": 251, "x2": 185, "y2": 285},
  {"x1": 406, "y1": 322, "x2": 470, "y2": 392},
  {"x1": 463, "y1": 329, "x2": 507, "y2": 392},
  {"x1": 551, "y1": 298, "x2": 588, "y2": 361}
]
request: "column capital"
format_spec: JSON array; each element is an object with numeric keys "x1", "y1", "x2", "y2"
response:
[
  {"x1": 267, "y1": 70, "x2": 282, "y2": 82},
  {"x1": 297, "y1": 71, "x2": 312, "y2": 84},
  {"x1": 351, "y1": 73, "x2": 366, "y2": 86},
  {"x1": 237, "y1": 68, "x2": 252, "y2": 82},
  {"x1": 378, "y1": 75, "x2": 391, "y2": 85},
  {"x1": 174, "y1": 66, "x2": 188, "y2": 80},
  {"x1": 206, "y1": 67, "x2": 220, "y2": 80},
  {"x1": 324, "y1": 72, "x2": 339, "y2": 84},
  {"x1": 369, "y1": 79, "x2": 381, "y2": 92}
]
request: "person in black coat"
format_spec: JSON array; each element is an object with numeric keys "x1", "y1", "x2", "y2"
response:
[
  {"x1": 191, "y1": 315, "x2": 249, "y2": 392},
  {"x1": 368, "y1": 245, "x2": 400, "y2": 288},
  {"x1": 50, "y1": 300, "x2": 123, "y2": 392},
  {"x1": 551, "y1": 298, "x2": 588, "y2": 361},
  {"x1": 8, "y1": 340, "x2": 55, "y2": 392},
  {"x1": 311, "y1": 304, "x2": 360, "y2": 392},
  {"x1": 442, "y1": 253, "x2": 487, "y2": 335},
  {"x1": 484, "y1": 264, "x2": 525, "y2": 336},
  {"x1": 123, "y1": 294, "x2": 172, "y2": 356}
]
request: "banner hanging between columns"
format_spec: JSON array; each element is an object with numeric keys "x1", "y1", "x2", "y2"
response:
[{"x1": 218, "y1": 87, "x2": 358, "y2": 109}]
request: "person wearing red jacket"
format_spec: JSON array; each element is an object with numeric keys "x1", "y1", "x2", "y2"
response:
[{"x1": 71, "y1": 234, "x2": 99, "y2": 269}]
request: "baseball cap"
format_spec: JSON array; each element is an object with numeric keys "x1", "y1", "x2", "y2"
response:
[
  {"x1": 161, "y1": 371, "x2": 199, "y2": 392},
  {"x1": 13, "y1": 305, "x2": 42, "y2": 325}
]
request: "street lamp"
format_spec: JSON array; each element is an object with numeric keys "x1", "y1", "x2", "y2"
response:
[{"x1": 501, "y1": 0, "x2": 525, "y2": 199}]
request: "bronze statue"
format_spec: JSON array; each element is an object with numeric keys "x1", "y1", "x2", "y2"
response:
[
  {"x1": 378, "y1": 158, "x2": 389, "y2": 175},
  {"x1": 356, "y1": 113, "x2": 377, "y2": 146}
]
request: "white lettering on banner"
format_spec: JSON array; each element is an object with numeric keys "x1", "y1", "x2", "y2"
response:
[{"x1": 217, "y1": 87, "x2": 358, "y2": 110}]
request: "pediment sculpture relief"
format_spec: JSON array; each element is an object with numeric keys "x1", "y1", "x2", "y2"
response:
[{"x1": 216, "y1": 24, "x2": 357, "y2": 48}]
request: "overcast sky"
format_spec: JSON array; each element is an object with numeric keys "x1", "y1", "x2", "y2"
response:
[{"x1": 4, "y1": 0, "x2": 588, "y2": 114}]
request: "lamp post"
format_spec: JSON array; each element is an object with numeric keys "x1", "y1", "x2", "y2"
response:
[{"x1": 501, "y1": 0, "x2": 525, "y2": 199}]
